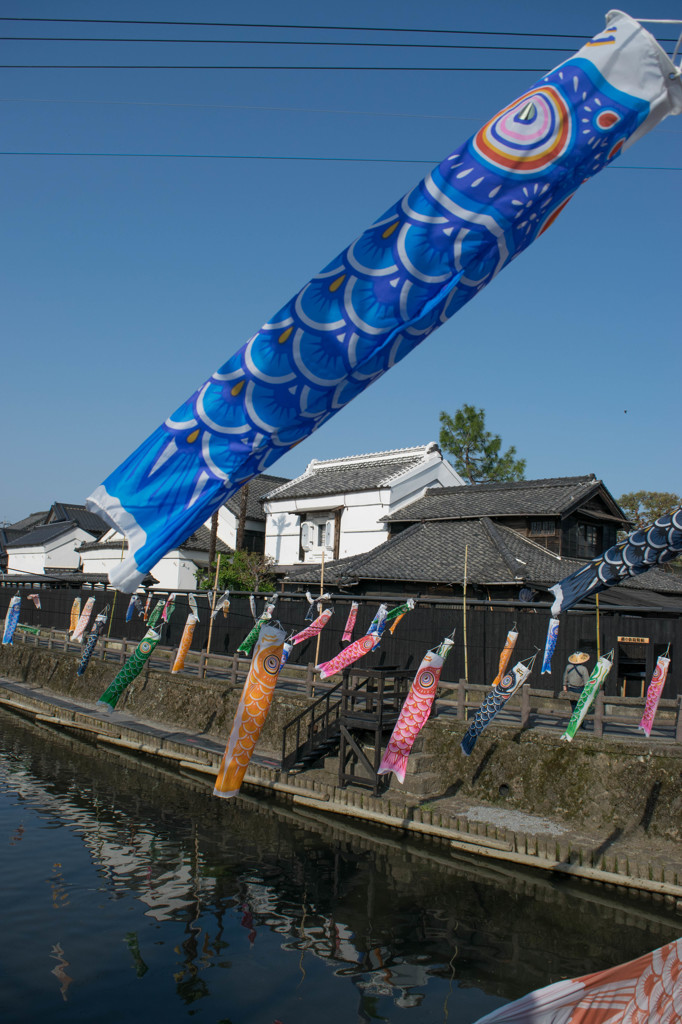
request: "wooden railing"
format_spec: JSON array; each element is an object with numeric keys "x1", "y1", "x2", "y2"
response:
[{"x1": 9, "y1": 626, "x2": 682, "y2": 744}]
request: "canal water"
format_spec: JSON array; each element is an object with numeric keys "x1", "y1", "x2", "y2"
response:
[{"x1": 1, "y1": 706, "x2": 679, "y2": 1024}]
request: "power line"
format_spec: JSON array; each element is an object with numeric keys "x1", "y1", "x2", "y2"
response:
[
  {"x1": 0, "y1": 36, "x2": 580, "y2": 53},
  {"x1": 0, "y1": 151, "x2": 679, "y2": 170},
  {"x1": 0, "y1": 64, "x2": 551, "y2": 72},
  {"x1": 0, "y1": 16, "x2": 677, "y2": 44}
]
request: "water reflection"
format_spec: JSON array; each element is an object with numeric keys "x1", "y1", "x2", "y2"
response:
[{"x1": 0, "y1": 707, "x2": 679, "y2": 1023}]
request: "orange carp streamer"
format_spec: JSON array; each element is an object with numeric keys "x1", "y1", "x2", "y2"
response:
[
  {"x1": 69, "y1": 598, "x2": 81, "y2": 634},
  {"x1": 473, "y1": 936, "x2": 682, "y2": 1023},
  {"x1": 171, "y1": 613, "x2": 199, "y2": 674},
  {"x1": 492, "y1": 630, "x2": 518, "y2": 687},
  {"x1": 213, "y1": 623, "x2": 286, "y2": 799}
]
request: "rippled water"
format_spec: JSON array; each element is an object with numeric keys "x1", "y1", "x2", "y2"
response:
[{"x1": 1, "y1": 707, "x2": 679, "y2": 1023}]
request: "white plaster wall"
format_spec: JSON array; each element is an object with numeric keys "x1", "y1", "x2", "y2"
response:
[
  {"x1": 264, "y1": 509, "x2": 301, "y2": 564},
  {"x1": 6, "y1": 549, "x2": 46, "y2": 575},
  {"x1": 8, "y1": 528, "x2": 92, "y2": 574}
]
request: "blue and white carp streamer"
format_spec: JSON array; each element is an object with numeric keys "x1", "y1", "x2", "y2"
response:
[
  {"x1": 551, "y1": 506, "x2": 682, "y2": 615},
  {"x1": 86, "y1": 12, "x2": 682, "y2": 592}
]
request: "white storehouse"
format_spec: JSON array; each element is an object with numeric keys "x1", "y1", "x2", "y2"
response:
[
  {"x1": 78, "y1": 525, "x2": 231, "y2": 592},
  {"x1": 263, "y1": 443, "x2": 464, "y2": 566},
  {"x1": 4, "y1": 503, "x2": 108, "y2": 577}
]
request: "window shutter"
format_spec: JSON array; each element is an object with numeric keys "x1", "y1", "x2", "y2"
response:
[
  {"x1": 301, "y1": 521, "x2": 313, "y2": 551},
  {"x1": 324, "y1": 519, "x2": 334, "y2": 550}
]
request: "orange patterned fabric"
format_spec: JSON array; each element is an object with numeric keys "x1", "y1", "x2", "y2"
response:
[
  {"x1": 171, "y1": 613, "x2": 198, "y2": 674},
  {"x1": 213, "y1": 623, "x2": 285, "y2": 799},
  {"x1": 474, "y1": 937, "x2": 682, "y2": 1023},
  {"x1": 69, "y1": 598, "x2": 81, "y2": 634},
  {"x1": 492, "y1": 630, "x2": 518, "y2": 687}
]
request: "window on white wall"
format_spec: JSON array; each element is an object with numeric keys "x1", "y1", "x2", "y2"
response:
[{"x1": 301, "y1": 517, "x2": 334, "y2": 555}]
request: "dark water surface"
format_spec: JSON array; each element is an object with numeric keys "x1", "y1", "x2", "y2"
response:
[{"x1": 1, "y1": 707, "x2": 679, "y2": 1024}]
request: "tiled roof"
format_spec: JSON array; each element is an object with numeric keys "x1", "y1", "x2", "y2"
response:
[
  {"x1": 224, "y1": 474, "x2": 290, "y2": 522},
  {"x1": 284, "y1": 519, "x2": 586, "y2": 588},
  {"x1": 265, "y1": 443, "x2": 442, "y2": 501},
  {"x1": 6, "y1": 510, "x2": 49, "y2": 533},
  {"x1": 47, "y1": 502, "x2": 109, "y2": 535},
  {"x1": 5, "y1": 521, "x2": 79, "y2": 548},
  {"x1": 285, "y1": 519, "x2": 682, "y2": 601},
  {"x1": 79, "y1": 526, "x2": 231, "y2": 556},
  {"x1": 381, "y1": 475, "x2": 625, "y2": 523},
  {"x1": 180, "y1": 525, "x2": 232, "y2": 555}
]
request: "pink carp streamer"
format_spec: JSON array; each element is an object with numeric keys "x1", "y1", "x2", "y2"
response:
[
  {"x1": 213, "y1": 623, "x2": 286, "y2": 799},
  {"x1": 342, "y1": 602, "x2": 358, "y2": 643},
  {"x1": 27, "y1": 593, "x2": 41, "y2": 610},
  {"x1": 172, "y1": 613, "x2": 199, "y2": 674},
  {"x1": 281, "y1": 608, "x2": 333, "y2": 666},
  {"x1": 492, "y1": 630, "x2": 518, "y2": 687},
  {"x1": 70, "y1": 598, "x2": 95, "y2": 643},
  {"x1": 639, "y1": 655, "x2": 671, "y2": 737},
  {"x1": 378, "y1": 638, "x2": 453, "y2": 784},
  {"x1": 473, "y1": 936, "x2": 682, "y2": 1023},
  {"x1": 317, "y1": 633, "x2": 377, "y2": 681},
  {"x1": 69, "y1": 598, "x2": 81, "y2": 634}
]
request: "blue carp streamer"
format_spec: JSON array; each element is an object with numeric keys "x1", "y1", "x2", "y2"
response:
[
  {"x1": 76, "y1": 609, "x2": 108, "y2": 677},
  {"x1": 2, "y1": 596, "x2": 21, "y2": 645},
  {"x1": 540, "y1": 617, "x2": 560, "y2": 674},
  {"x1": 551, "y1": 506, "x2": 682, "y2": 615},
  {"x1": 86, "y1": 13, "x2": 682, "y2": 592},
  {"x1": 461, "y1": 659, "x2": 533, "y2": 757}
]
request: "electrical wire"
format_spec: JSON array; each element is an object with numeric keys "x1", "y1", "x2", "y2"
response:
[
  {"x1": 0, "y1": 36, "x2": 583, "y2": 53},
  {"x1": 0, "y1": 151, "x2": 679, "y2": 170},
  {"x1": 0, "y1": 16, "x2": 678, "y2": 44},
  {"x1": 0, "y1": 64, "x2": 554, "y2": 72}
]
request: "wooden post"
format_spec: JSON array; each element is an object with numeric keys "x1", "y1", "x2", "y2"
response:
[
  {"x1": 676, "y1": 696, "x2": 682, "y2": 743},
  {"x1": 305, "y1": 662, "x2": 314, "y2": 699},
  {"x1": 463, "y1": 545, "x2": 469, "y2": 683},
  {"x1": 521, "y1": 683, "x2": 531, "y2": 728},
  {"x1": 119, "y1": 638, "x2": 127, "y2": 664},
  {"x1": 594, "y1": 690, "x2": 605, "y2": 737},
  {"x1": 203, "y1": 553, "x2": 221, "y2": 679},
  {"x1": 457, "y1": 679, "x2": 466, "y2": 721},
  {"x1": 230, "y1": 652, "x2": 239, "y2": 687}
]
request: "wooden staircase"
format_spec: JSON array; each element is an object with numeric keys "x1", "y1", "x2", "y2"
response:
[{"x1": 281, "y1": 666, "x2": 412, "y2": 795}]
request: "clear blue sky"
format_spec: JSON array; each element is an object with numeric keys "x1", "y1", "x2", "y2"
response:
[{"x1": 1, "y1": 0, "x2": 680, "y2": 523}]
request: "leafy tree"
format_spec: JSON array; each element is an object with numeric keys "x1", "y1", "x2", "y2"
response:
[
  {"x1": 196, "y1": 550, "x2": 276, "y2": 593},
  {"x1": 439, "y1": 404, "x2": 526, "y2": 484},
  {"x1": 618, "y1": 490, "x2": 681, "y2": 529}
]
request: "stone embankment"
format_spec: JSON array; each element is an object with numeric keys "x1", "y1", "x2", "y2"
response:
[{"x1": 1, "y1": 640, "x2": 681, "y2": 908}]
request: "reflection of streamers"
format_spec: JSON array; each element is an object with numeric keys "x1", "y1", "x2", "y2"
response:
[
  {"x1": 49, "y1": 862, "x2": 70, "y2": 909},
  {"x1": 50, "y1": 942, "x2": 73, "y2": 1001},
  {"x1": 125, "y1": 931, "x2": 149, "y2": 977}
]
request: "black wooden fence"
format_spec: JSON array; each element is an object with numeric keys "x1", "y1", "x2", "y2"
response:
[{"x1": 1, "y1": 582, "x2": 680, "y2": 698}]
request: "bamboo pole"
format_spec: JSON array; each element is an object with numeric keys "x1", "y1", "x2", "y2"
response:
[
  {"x1": 107, "y1": 534, "x2": 127, "y2": 638},
  {"x1": 314, "y1": 549, "x2": 325, "y2": 670},
  {"x1": 463, "y1": 544, "x2": 469, "y2": 683},
  {"x1": 203, "y1": 553, "x2": 221, "y2": 678},
  {"x1": 596, "y1": 593, "x2": 601, "y2": 659}
]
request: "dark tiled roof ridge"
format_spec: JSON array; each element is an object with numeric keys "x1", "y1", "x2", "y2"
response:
[
  {"x1": 424, "y1": 474, "x2": 597, "y2": 496},
  {"x1": 479, "y1": 517, "x2": 524, "y2": 579},
  {"x1": 303, "y1": 442, "x2": 438, "y2": 468}
]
